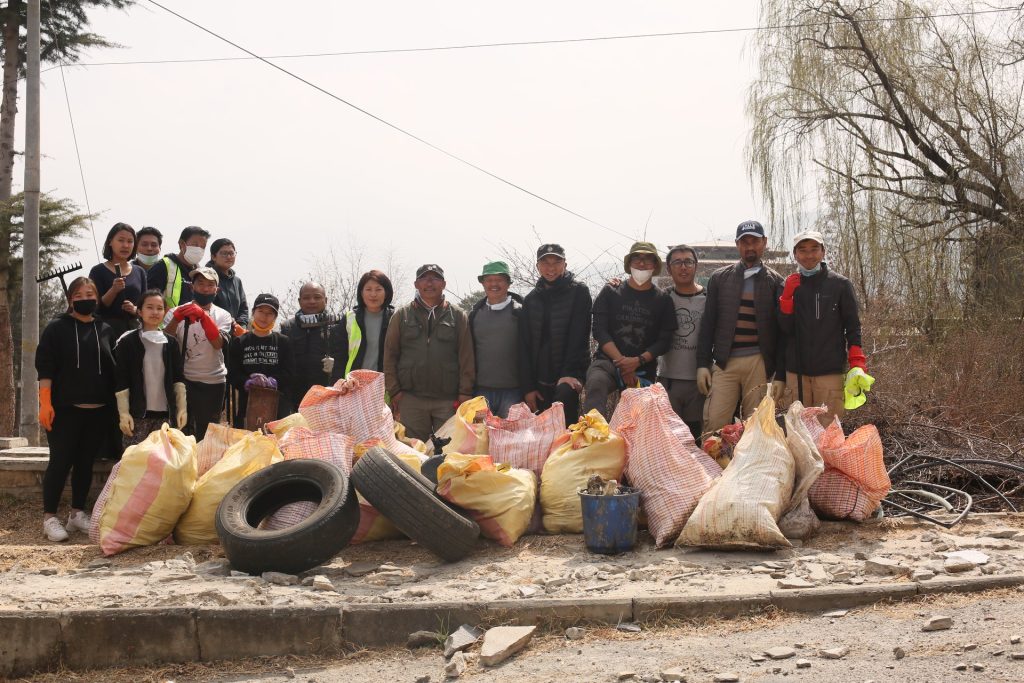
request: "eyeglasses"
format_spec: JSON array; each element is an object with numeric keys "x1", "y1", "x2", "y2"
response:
[
  {"x1": 629, "y1": 255, "x2": 656, "y2": 264},
  {"x1": 218, "y1": 251, "x2": 237, "y2": 258},
  {"x1": 670, "y1": 259, "x2": 697, "y2": 268}
]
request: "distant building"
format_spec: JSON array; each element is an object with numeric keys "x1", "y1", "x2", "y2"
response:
[{"x1": 657, "y1": 240, "x2": 793, "y2": 288}]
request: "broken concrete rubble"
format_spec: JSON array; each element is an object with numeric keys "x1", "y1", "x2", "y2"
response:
[{"x1": 478, "y1": 625, "x2": 536, "y2": 666}]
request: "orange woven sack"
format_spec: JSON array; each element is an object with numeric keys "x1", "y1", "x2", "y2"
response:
[
  {"x1": 609, "y1": 384, "x2": 721, "y2": 547},
  {"x1": 262, "y1": 427, "x2": 355, "y2": 531},
  {"x1": 485, "y1": 402, "x2": 567, "y2": 475},
  {"x1": 807, "y1": 419, "x2": 889, "y2": 521}
]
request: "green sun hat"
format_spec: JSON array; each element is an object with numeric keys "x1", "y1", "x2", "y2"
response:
[
  {"x1": 623, "y1": 241, "x2": 663, "y2": 275},
  {"x1": 478, "y1": 261, "x2": 512, "y2": 282}
]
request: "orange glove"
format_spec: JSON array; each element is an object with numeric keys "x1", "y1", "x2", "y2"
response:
[
  {"x1": 39, "y1": 386, "x2": 55, "y2": 431},
  {"x1": 232, "y1": 322, "x2": 246, "y2": 337}
]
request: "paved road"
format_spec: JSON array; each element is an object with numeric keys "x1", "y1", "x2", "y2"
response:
[{"x1": 205, "y1": 587, "x2": 1024, "y2": 683}]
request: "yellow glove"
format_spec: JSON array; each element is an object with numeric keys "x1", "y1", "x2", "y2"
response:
[
  {"x1": 115, "y1": 389, "x2": 134, "y2": 436},
  {"x1": 844, "y1": 367, "x2": 875, "y2": 410},
  {"x1": 173, "y1": 382, "x2": 188, "y2": 429}
]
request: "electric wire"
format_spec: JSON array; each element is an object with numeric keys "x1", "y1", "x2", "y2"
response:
[{"x1": 144, "y1": 0, "x2": 637, "y2": 242}]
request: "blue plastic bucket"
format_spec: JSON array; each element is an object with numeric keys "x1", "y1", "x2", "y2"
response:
[{"x1": 578, "y1": 487, "x2": 641, "y2": 554}]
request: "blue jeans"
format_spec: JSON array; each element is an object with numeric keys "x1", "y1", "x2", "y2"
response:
[{"x1": 476, "y1": 387, "x2": 522, "y2": 419}]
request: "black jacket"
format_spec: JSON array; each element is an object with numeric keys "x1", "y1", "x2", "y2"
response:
[
  {"x1": 697, "y1": 261, "x2": 786, "y2": 380},
  {"x1": 779, "y1": 263, "x2": 862, "y2": 377},
  {"x1": 468, "y1": 293, "x2": 531, "y2": 394},
  {"x1": 208, "y1": 263, "x2": 249, "y2": 326},
  {"x1": 36, "y1": 314, "x2": 117, "y2": 407},
  {"x1": 522, "y1": 272, "x2": 593, "y2": 388},
  {"x1": 146, "y1": 254, "x2": 194, "y2": 306},
  {"x1": 280, "y1": 313, "x2": 344, "y2": 408},
  {"x1": 228, "y1": 331, "x2": 296, "y2": 422},
  {"x1": 113, "y1": 330, "x2": 185, "y2": 418},
  {"x1": 331, "y1": 305, "x2": 395, "y2": 382}
]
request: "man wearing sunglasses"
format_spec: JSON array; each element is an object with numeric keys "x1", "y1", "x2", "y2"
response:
[{"x1": 657, "y1": 244, "x2": 706, "y2": 439}]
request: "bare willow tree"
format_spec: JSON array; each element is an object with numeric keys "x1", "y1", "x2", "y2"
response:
[{"x1": 748, "y1": 0, "x2": 1024, "y2": 316}]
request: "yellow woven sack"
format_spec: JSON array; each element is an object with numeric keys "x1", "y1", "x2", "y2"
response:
[
  {"x1": 174, "y1": 431, "x2": 283, "y2": 545},
  {"x1": 438, "y1": 396, "x2": 491, "y2": 454},
  {"x1": 541, "y1": 410, "x2": 627, "y2": 533},
  {"x1": 437, "y1": 453, "x2": 536, "y2": 547},
  {"x1": 90, "y1": 424, "x2": 197, "y2": 556},
  {"x1": 266, "y1": 412, "x2": 309, "y2": 439}
]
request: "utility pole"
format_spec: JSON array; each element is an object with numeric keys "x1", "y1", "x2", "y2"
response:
[{"x1": 19, "y1": 0, "x2": 41, "y2": 444}]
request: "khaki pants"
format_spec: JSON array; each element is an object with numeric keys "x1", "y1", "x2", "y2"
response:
[
  {"x1": 785, "y1": 372, "x2": 844, "y2": 427},
  {"x1": 397, "y1": 393, "x2": 456, "y2": 442},
  {"x1": 703, "y1": 354, "x2": 770, "y2": 435}
]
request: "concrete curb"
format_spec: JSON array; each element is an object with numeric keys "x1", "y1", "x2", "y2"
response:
[{"x1": 2, "y1": 573, "x2": 1022, "y2": 677}]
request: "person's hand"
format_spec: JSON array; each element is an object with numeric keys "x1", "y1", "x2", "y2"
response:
[
  {"x1": 198, "y1": 311, "x2": 220, "y2": 342},
  {"x1": 614, "y1": 356, "x2": 642, "y2": 375},
  {"x1": 115, "y1": 389, "x2": 133, "y2": 436},
  {"x1": 232, "y1": 322, "x2": 246, "y2": 337},
  {"x1": 321, "y1": 356, "x2": 335, "y2": 375},
  {"x1": 121, "y1": 299, "x2": 137, "y2": 316},
  {"x1": 110, "y1": 277, "x2": 126, "y2": 294},
  {"x1": 847, "y1": 345, "x2": 868, "y2": 372},
  {"x1": 173, "y1": 382, "x2": 188, "y2": 429},
  {"x1": 696, "y1": 367, "x2": 712, "y2": 396},
  {"x1": 524, "y1": 390, "x2": 541, "y2": 412},
  {"x1": 556, "y1": 377, "x2": 583, "y2": 392},
  {"x1": 390, "y1": 391, "x2": 404, "y2": 420},
  {"x1": 38, "y1": 387, "x2": 55, "y2": 431},
  {"x1": 771, "y1": 380, "x2": 786, "y2": 402},
  {"x1": 779, "y1": 272, "x2": 801, "y2": 314},
  {"x1": 173, "y1": 302, "x2": 203, "y2": 323},
  {"x1": 607, "y1": 277, "x2": 622, "y2": 287},
  {"x1": 621, "y1": 371, "x2": 638, "y2": 388}
]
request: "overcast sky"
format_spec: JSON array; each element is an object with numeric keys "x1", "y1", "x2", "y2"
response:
[{"x1": 23, "y1": 1, "x2": 766, "y2": 307}]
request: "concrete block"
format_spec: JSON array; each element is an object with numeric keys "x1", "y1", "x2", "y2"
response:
[
  {"x1": 916, "y1": 573, "x2": 1024, "y2": 595},
  {"x1": 769, "y1": 583, "x2": 917, "y2": 612},
  {"x1": 197, "y1": 607, "x2": 343, "y2": 661},
  {"x1": 634, "y1": 592, "x2": 772, "y2": 623},
  {"x1": 343, "y1": 601, "x2": 489, "y2": 647},
  {"x1": 486, "y1": 597, "x2": 632, "y2": 627},
  {"x1": 60, "y1": 608, "x2": 198, "y2": 670},
  {"x1": 0, "y1": 610, "x2": 61, "y2": 678},
  {"x1": 0, "y1": 437, "x2": 30, "y2": 449}
]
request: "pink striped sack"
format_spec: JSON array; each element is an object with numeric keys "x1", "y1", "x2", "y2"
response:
[
  {"x1": 808, "y1": 418, "x2": 890, "y2": 521},
  {"x1": 298, "y1": 369, "x2": 421, "y2": 458},
  {"x1": 196, "y1": 423, "x2": 249, "y2": 478},
  {"x1": 610, "y1": 384, "x2": 722, "y2": 547},
  {"x1": 485, "y1": 402, "x2": 567, "y2": 474},
  {"x1": 262, "y1": 428, "x2": 355, "y2": 531},
  {"x1": 89, "y1": 424, "x2": 197, "y2": 555}
]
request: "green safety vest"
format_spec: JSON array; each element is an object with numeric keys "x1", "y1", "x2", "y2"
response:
[
  {"x1": 343, "y1": 310, "x2": 362, "y2": 376},
  {"x1": 162, "y1": 256, "x2": 184, "y2": 309}
]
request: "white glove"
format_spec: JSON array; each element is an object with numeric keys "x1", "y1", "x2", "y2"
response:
[
  {"x1": 321, "y1": 356, "x2": 335, "y2": 375},
  {"x1": 115, "y1": 389, "x2": 134, "y2": 436},
  {"x1": 173, "y1": 382, "x2": 188, "y2": 429},
  {"x1": 696, "y1": 367, "x2": 712, "y2": 396}
]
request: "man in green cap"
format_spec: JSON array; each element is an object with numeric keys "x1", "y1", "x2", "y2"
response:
[
  {"x1": 468, "y1": 261, "x2": 528, "y2": 418},
  {"x1": 583, "y1": 242, "x2": 677, "y2": 417}
]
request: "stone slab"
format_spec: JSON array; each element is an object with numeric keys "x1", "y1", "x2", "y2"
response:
[
  {"x1": 196, "y1": 607, "x2": 343, "y2": 661},
  {"x1": 0, "y1": 610, "x2": 61, "y2": 677},
  {"x1": 60, "y1": 608, "x2": 198, "y2": 670}
]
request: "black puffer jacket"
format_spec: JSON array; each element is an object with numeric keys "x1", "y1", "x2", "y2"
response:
[
  {"x1": 280, "y1": 313, "x2": 344, "y2": 408},
  {"x1": 779, "y1": 263, "x2": 862, "y2": 376},
  {"x1": 696, "y1": 261, "x2": 786, "y2": 380},
  {"x1": 522, "y1": 272, "x2": 593, "y2": 388}
]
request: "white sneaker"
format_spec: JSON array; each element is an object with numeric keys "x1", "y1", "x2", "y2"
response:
[
  {"x1": 43, "y1": 517, "x2": 69, "y2": 542},
  {"x1": 66, "y1": 510, "x2": 91, "y2": 534}
]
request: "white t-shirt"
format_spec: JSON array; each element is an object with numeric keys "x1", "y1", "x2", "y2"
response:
[{"x1": 166, "y1": 304, "x2": 233, "y2": 384}]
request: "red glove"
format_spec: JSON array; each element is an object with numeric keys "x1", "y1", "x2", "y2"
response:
[
  {"x1": 172, "y1": 303, "x2": 196, "y2": 322},
  {"x1": 848, "y1": 345, "x2": 867, "y2": 372},
  {"x1": 779, "y1": 273, "x2": 801, "y2": 315},
  {"x1": 199, "y1": 311, "x2": 221, "y2": 342}
]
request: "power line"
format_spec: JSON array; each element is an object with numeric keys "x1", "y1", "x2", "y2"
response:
[
  {"x1": 144, "y1": 0, "x2": 637, "y2": 242},
  {"x1": 49, "y1": 6, "x2": 1018, "y2": 71}
]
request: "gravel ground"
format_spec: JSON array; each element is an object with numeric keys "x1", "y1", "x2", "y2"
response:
[{"x1": 1, "y1": 495, "x2": 1023, "y2": 612}]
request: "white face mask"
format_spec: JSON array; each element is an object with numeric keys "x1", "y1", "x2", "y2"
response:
[
  {"x1": 630, "y1": 268, "x2": 653, "y2": 285},
  {"x1": 183, "y1": 245, "x2": 205, "y2": 265},
  {"x1": 136, "y1": 253, "x2": 161, "y2": 266},
  {"x1": 140, "y1": 330, "x2": 167, "y2": 344}
]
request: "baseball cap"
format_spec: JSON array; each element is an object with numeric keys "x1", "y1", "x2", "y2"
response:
[
  {"x1": 791, "y1": 230, "x2": 826, "y2": 251},
  {"x1": 415, "y1": 264, "x2": 445, "y2": 279},
  {"x1": 623, "y1": 241, "x2": 663, "y2": 275},
  {"x1": 735, "y1": 220, "x2": 766, "y2": 241},
  {"x1": 190, "y1": 266, "x2": 219, "y2": 283},
  {"x1": 536, "y1": 243, "x2": 566, "y2": 260},
  {"x1": 477, "y1": 261, "x2": 511, "y2": 282},
  {"x1": 252, "y1": 293, "x2": 280, "y2": 314}
]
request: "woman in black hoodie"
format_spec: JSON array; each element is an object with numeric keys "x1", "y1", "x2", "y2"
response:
[{"x1": 36, "y1": 277, "x2": 117, "y2": 542}]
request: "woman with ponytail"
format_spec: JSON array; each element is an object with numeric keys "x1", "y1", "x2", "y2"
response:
[{"x1": 35, "y1": 277, "x2": 117, "y2": 542}]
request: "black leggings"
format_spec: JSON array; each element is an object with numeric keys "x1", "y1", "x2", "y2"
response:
[
  {"x1": 43, "y1": 404, "x2": 113, "y2": 513},
  {"x1": 185, "y1": 380, "x2": 226, "y2": 441}
]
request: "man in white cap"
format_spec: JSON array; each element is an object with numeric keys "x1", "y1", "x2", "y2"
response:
[
  {"x1": 778, "y1": 229, "x2": 865, "y2": 424},
  {"x1": 697, "y1": 220, "x2": 787, "y2": 434}
]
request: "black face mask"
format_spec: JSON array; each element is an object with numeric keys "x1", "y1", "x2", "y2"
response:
[
  {"x1": 193, "y1": 292, "x2": 216, "y2": 306},
  {"x1": 72, "y1": 299, "x2": 97, "y2": 316}
]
